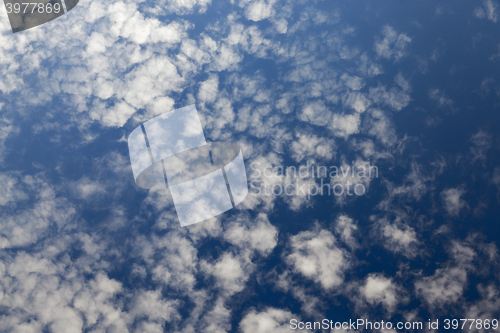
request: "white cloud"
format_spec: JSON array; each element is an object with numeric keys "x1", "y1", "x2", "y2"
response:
[
  {"x1": 415, "y1": 267, "x2": 468, "y2": 308},
  {"x1": 0, "y1": 174, "x2": 76, "y2": 249},
  {"x1": 470, "y1": 130, "x2": 492, "y2": 162},
  {"x1": 239, "y1": 308, "x2": 300, "y2": 333},
  {"x1": 281, "y1": 174, "x2": 318, "y2": 211},
  {"x1": 0, "y1": 118, "x2": 18, "y2": 164},
  {"x1": 224, "y1": 213, "x2": 278, "y2": 255},
  {"x1": 163, "y1": 0, "x2": 213, "y2": 14},
  {"x1": 130, "y1": 290, "x2": 179, "y2": 325},
  {"x1": 369, "y1": 85, "x2": 411, "y2": 111},
  {"x1": 449, "y1": 240, "x2": 477, "y2": 264},
  {"x1": 290, "y1": 132, "x2": 335, "y2": 162},
  {"x1": 243, "y1": 0, "x2": 278, "y2": 22},
  {"x1": 341, "y1": 73, "x2": 365, "y2": 91},
  {"x1": 343, "y1": 92, "x2": 371, "y2": 113},
  {"x1": 198, "y1": 75, "x2": 219, "y2": 104},
  {"x1": 373, "y1": 217, "x2": 419, "y2": 258},
  {"x1": 224, "y1": 23, "x2": 272, "y2": 57},
  {"x1": 374, "y1": 26, "x2": 411, "y2": 61},
  {"x1": 331, "y1": 113, "x2": 360, "y2": 139},
  {"x1": 0, "y1": 172, "x2": 28, "y2": 206},
  {"x1": 286, "y1": 227, "x2": 350, "y2": 289},
  {"x1": 334, "y1": 215, "x2": 359, "y2": 249},
  {"x1": 349, "y1": 138, "x2": 393, "y2": 160},
  {"x1": 273, "y1": 18, "x2": 288, "y2": 34},
  {"x1": 466, "y1": 284, "x2": 500, "y2": 324},
  {"x1": 122, "y1": 56, "x2": 184, "y2": 109},
  {"x1": 299, "y1": 101, "x2": 332, "y2": 126},
  {"x1": 357, "y1": 53, "x2": 383, "y2": 76},
  {"x1": 0, "y1": 1, "x2": 203, "y2": 130},
  {"x1": 199, "y1": 297, "x2": 232, "y2": 333},
  {"x1": 383, "y1": 162, "x2": 431, "y2": 202},
  {"x1": 150, "y1": 233, "x2": 199, "y2": 291},
  {"x1": 429, "y1": 88, "x2": 453, "y2": 108},
  {"x1": 364, "y1": 109, "x2": 398, "y2": 146},
  {"x1": 201, "y1": 252, "x2": 253, "y2": 295},
  {"x1": 0, "y1": 249, "x2": 131, "y2": 333},
  {"x1": 90, "y1": 101, "x2": 137, "y2": 127},
  {"x1": 71, "y1": 177, "x2": 107, "y2": 200},
  {"x1": 441, "y1": 187, "x2": 466, "y2": 216},
  {"x1": 395, "y1": 73, "x2": 411, "y2": 92},
  {"x1": 201, "y1": 97, "x2": 236, "y2": 139},
  {"x1": 413, "y1": 234, "x2": 500, "y2": 316},
  {"x1": 329, "y1": 158, "x2": 376, "y2": 203},
  {"x1": 493, "y1": 166, "x2": 500, "y2": 189},
  {"x1": 474, "y1": 0, "x2": 499, "y2": 22},
  {"x1": 360, "y1": 274, "x2": 402, "y2": 312},
  {"x1": 242, "y1": 153, "x2": 284, "y2": 211}
]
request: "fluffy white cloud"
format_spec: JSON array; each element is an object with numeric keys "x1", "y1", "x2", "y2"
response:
[
  {"x1": 429, "y1": 88, "x2": 453, "y2": 108},
  {"x1": 224, "y1": 213, "x2": 278, "y2": 255},
  {"x1": 331, "y1": 112, "x2": 360, "y2": 139},
  {"x1": 0, "y1": 118, "x2": 18, "y2": 164},
  {"x1": 470, "y1": 130, "x2": 492, "y2": 162},
  {"x1": 360, "y1": 274, "x2": 402, "y2": 312},
  {"x1": 341, "y1": 73, "x2": 365, "y2": 91},
  {"x1": 0, "y1": 249, "x2": 131, "y2": 333},
  {"x1": 369, "y1": 85, "x2": 410, "y2": 111},
  {"x1": 474, "y1": 0, "x2": 499, "y2": 22},
  {"x1": 201, "y1": 252, "x2": 253, "y2": 295},
  {"x1": 163, "y1": 0, "x2": 213, "y2": 15},
  {"x1": 149, "y1": 233, "x2": 199, "y2": 291},
  {"x1": 374, "y1": 26, "x2": 411, "y2": 61},
  {"x1": 199, "y1": 297, "x2": 232, "y2": 333},
  {"x1": 343, "y1": 92, "x2": 371, "y2": 113},
  {"x1": 70, "y1": 177, "x2": 107, "y2": 200},
  {"x1": 415, "y1": 267, "x2": 468, "y2": 308},
  {"x1": 0, "y1": 172, "x2": 28, "y2": 206},
  {"x1": 329, "y1": 158, "x2": 376, "y2": 202},
  {"x1": 395, "y1": 73, "x2": 411, "y2": 92},
  {"x1": 130, "y1": 290, "x2": 179, "y2": 324},
  {"x1": 0, "y1": 174, "x2": 76, "y2": 249},
  {"x1": 334, "y1": 215, "x2": 359, "y2": 249},
  {"x1": 414, "y1": 239, "x2": 481, "y2": 310},
  {"x1": 198, "y1": 75, "x2": 220, "y2": 104},
  {"x1": 239, "y1": 308, "x2": 300, "y2": 333},
  {"x1": 441, "y1": 187, "x2": 467, "y2": 216},
  {"x1": 364, "y1": 109, "x2": 398, "y2": 146},
  {"x1": 0, "y1": 0, "x2": 227, "y2": 131},
  {"x1": 383, "y1": 162, "x2": 431, "y2": 202},
  {"x1": 299, "y1": 101, "x2": 332, "y2": 127},
  {"x1": 291, "y1": 132, "x2": 336, "y2": 162},
  {"x1": 286, "y1": 227, "x2": 350, "y2": 289},
  {"x1": 466, "y1": 284, "x2": 500, "y2": 324},
  {"x1": 374, "y1": 217, "x2": 419, "y2": 258},
  {"x1": 243, "y1": 0, "x2": 278, "y2": 22}
]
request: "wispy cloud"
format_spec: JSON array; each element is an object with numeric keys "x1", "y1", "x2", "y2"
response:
[{"x1": 475, "y1": 0, "x2": 499, "y2": 22}]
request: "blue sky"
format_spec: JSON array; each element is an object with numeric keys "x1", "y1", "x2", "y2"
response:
[{"x1": 1, "y1": 0, "x2": 500, "y2": 332}]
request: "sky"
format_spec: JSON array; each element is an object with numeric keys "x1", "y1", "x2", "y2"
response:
[{"x1": 1, "y1": 0, "x2": 500, "y2": 332}]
